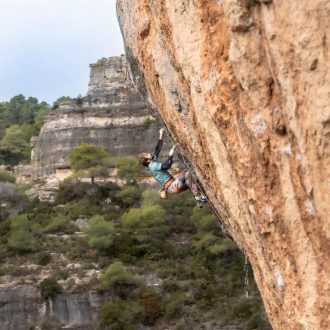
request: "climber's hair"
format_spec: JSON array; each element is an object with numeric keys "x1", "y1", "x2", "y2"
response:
[{"x1": 138, "y1": 153, "x2": 151, "y2": 167}]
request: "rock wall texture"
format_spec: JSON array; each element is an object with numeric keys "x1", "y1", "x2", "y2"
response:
[
  {"x1": 117, "y1": 1, "x2": 330, "y2": 329},
  {"x1": 31, "y1": 56, "x2": 160, "y2": 180},
  {"x1": 13, "y1": 165, "x2": 32, "y2": 183},
  {"x1": 0, "y1": 284, "x2": 108, "y2": 329}
]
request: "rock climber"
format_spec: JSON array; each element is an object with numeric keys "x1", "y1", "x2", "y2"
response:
[{"x1": 138, "y1": 128, "x2": 207, "y2": 207}]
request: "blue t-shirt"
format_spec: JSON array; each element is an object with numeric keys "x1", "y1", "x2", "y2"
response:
[{"x1": 148, "y1": 161, "x2": 172, "y2": 185}]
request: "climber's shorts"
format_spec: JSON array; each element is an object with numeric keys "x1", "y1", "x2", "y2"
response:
[{"x1": 166, "y1": 171, "x2": 189, "y2": 196}]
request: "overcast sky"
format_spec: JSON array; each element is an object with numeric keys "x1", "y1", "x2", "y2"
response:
[{"x1": 0, "y1": 0, "x2": 124, "y2": 104}]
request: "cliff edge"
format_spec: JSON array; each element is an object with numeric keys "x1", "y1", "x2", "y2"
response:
[{"x1": 117, "y1": 1, "x2": 330, "y2": 329}]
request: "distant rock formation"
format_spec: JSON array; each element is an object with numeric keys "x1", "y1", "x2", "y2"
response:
[
  {"x1": 31, "y1": 56, "x2": 161, "y2": 182},
  {"x1": 117, "y1": 1, "x2": 330, "y2": 329},
  {"x1": 0, "y1": 284, "x2": 108, "y2": 329},
  {"x1": 13, "y1": 165, "x2": 32, "y2": 184}
]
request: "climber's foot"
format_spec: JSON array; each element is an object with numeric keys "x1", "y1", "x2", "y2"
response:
[{"x1": 195, "y1": 195, "x2": 207, "y2": 208}]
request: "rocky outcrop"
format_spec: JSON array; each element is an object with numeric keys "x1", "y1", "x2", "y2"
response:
[
  {"x1": 31, "y1": 56, "x2": 161, "y2": 181},
  {"x1": 117, "y1": 1, "x2": 330, "y2": 329},
  {"x1": 13, "y1": 165, "x2": 32, "y2": 184},
  {"x1": 0, "y1": 284, "x2": 108, "y2": 329}
]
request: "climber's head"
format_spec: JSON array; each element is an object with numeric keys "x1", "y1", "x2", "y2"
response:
[{"x1": 138, "y1": 153, "x2": 152, "y2": 167}]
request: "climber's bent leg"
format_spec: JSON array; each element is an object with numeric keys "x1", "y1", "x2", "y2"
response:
[
  {"x1": 184, "y1": 170, "x2": 201, "y2": 197},
  {"x1": 166, "y1": 170, "x2": 207, "y2": 206},
  {"x1": 167, "y1": 171, "x2": 189, "y2": 196},
  {"x1": 183, "y1": 170, "x2": 207, "y2": 207}
]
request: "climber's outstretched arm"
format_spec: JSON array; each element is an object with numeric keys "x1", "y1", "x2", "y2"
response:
[
  {"x1": 161, "y1": 145, "x2": 176, "y2": 170},
  {"x1": 152, "y1": 128, "x2": 164, "y2": 161}
]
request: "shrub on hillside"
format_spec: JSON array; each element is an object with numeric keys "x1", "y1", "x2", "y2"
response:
[
  {"x1": 121, "y1": 204, "x2": 168, "y2": 241},
  {"x1": 0, "y1": 125, "x2": 31, "y2": 165},
  {"x1": 55, "y1": 181, "x2": 91, "y2": 203},
  {"x1": 164, "y1": 294, "x2": 186, "y2": 320},
  {"x1": 115, "y1": 156, "x2": 141, "y2": 183},
  {"x1": 44, "y1": 214, "x2": 73, "y2": 234},
  {"x1": 0, "y1": 171, "x2": 16, "y2": 183},
  {"x1": 83, "y1": 215, "x2": 115, "y2": 252},
  {"x1": 64, "y1": 198, "x2": 101, "y2": 220},
  {"x1": 40, "y1": 277, "x2": 61, "y2": 298},
  {"x1": 191, "y1": 205, "x2": 237, "y2": 259},
  {"x1": 0, "y1": 219, "x2": 11, "y2": 243},
  {"x1": 161, "y1": 192, "x2": 195, "y2": 231},
  {"x1": 111, "y1": 233, "x2": 143, "y2": 262},
  {"x1": 7, "y1": 214, "x2": 41, "y2": 253},
  {"x1": 192, "y1": 278, "x2": 216, "y2": 305},
  {"x1": 138, "y1": 291, "x2": 162, "y2": 325},
  {"x1": 115, "y1": 184, "x2": 141, "y2": 207},
  {"x1": 100, "y1": 300, "x2": 143, "y2": 330},
  {"x1": 69, "y1": 143, "x2": 110, "y2": 184},
  {"x1": 230, "y1": 298, "x2": 260, "y2": 320},
  {"x1": 190, "y1": 206, "x2": 218, "y2": 233},
  {"x1": 245, "y1": 313, "x2": 266, "y2": 330},
  {"x1": 36, "y1": 251, "x2": 52, "y2": 266},
  {"x1": 100, "y1": 261, "x2": 143, "y2": 298},
  {"x1": 162, "y1": 280, "x2": 180, "y2": 293},
  {"x1": 141, "y1": 189, "x2": 162, "y2": 207}
]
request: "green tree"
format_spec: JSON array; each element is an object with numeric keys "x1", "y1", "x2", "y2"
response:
[
  {"x1": 39, "y1": 277, "x2": 61, "y2": 298},
  {"x1": 100, "y1": 300, "x2": 143, "y2": 330},
  {"x1": 52, "y1": 96, "x2": 72, "y2": 109},
  {"x1": 69, "y1": 143, "x2": 110, "y2": 184},
  {"x1": 83, "y1": 214, "x2": 115, "y2": 251},
  {"x1": 191, "y1": 206, "x2": 218, "y2": 233},
  {"x1": 115, "y1": 185, "x2": 141, "y2": 207},
  {"x1": 0, "y1": 171, "x2": 16, "y2": 183},
  {"x1": 191, "y1": 207, "x2": 237, "y2": 257},
  {"x1": 7, "y1": 214, "x2": 40, "y2": 253},
  {"x1": 100, "y1": 261, "x2": 143, "y2": 298},
  {"x1": 121, "y1": 204, "x2": 168, "y2": 242},
  {"x1": 0, "y1": 125, "x2": 30, "y2": 165},
  {"x1": 7, "y1": 94, "x2": 25, "y2": 124},
  {"x1": 44, "y1": 214, "x2": 72, "y2": 234},
  {"x1": 115, "y1": 156, "x2": 141, "y2": 183},
  {"x1": 34, "y1": 106, "x2": 50, "y2": 130},
  {"x1": 0, "y1": 95, "x2": 50, "y2": 164},
  {"x1": 141, "y1": 189, "x2": 162, "y2": 207}
]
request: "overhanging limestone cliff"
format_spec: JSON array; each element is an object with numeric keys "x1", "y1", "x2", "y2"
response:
[{"x1": 117, "y1": 1, "x2": 330, "y2": 329}]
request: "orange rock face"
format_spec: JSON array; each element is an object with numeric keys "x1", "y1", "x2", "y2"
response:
[{"x1": 117, "y1": 1, "x2": 330, "y2": 328}]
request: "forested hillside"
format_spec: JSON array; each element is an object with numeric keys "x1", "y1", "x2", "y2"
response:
[
  {"x1": 0, "y1": 95, "x2": 71, "y2": 165},
  {"x1": 0, "y1": 175, "x2": 271, "y2": 329}
]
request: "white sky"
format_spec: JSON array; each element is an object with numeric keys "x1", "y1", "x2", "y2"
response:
[{"x1": 0, "y1": 0, "x2": 124, "y2": 104}]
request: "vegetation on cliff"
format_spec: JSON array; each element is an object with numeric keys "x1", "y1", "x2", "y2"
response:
[
  {"x1": 0, "y1": 95, "x2": 50, "y2": 165},
  {"x1": 0, "y1": 95, "x2": 74, "y2": 166},
  {"x1": 0, "y1": 173, "x2": 271, "y2": 329},
  {"x1": 70, "y1": 144, "x2": 111, "y2": 184}
]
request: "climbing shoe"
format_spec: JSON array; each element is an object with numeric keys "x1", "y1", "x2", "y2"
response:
[{"x1": 195, "y1": 195, "x2": 207, "y2": 208}]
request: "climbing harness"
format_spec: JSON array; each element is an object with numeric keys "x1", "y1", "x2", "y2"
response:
[
  {"x1": 160, "y1": 175, "x2": 186, "y2": 199},
  {"x1": 160, "y1": 177, "x2": 174, "y2": 199}
]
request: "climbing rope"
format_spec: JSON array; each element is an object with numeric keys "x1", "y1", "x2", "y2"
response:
[
  {"x1": 244, "y1": 253, "x2": 250, "y2": 297},
  {"x1": 175, "y1": 144, "x2": 252, "y2": 296},
  {"x1": 176, "y1": 148, "x2": 232, "y2": 239}
]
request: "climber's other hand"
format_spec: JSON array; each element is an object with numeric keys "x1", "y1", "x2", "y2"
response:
[{"x1": 169, "y1": 145, "x2": 176, "y2": 156}]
